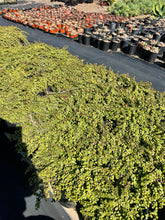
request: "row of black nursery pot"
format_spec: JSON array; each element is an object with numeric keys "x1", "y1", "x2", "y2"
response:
[
  {"x1": 78, "y1": 33, "x2": 165, "y2": 63},
  {"x1": 78, "y1": 16, "x2": 165, "y2": 64}
]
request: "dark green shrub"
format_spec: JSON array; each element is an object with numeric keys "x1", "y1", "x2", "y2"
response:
[
  {"x1": 0, "y1": 26, "x2": 165, "y2": 219},
  {"x1": 108, "y1": 0, "x2": 153, "y2": 17}
]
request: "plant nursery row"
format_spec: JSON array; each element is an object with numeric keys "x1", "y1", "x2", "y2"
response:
[
  {"x1": 79, "y1": 16, "x2": 165, "y2": 64},
  {"x1": 1, "y1": 4, "x2": 165, "y2": 65},
  {"x1": 2, "y1": 5, "x2": 127, "y2": 38}
]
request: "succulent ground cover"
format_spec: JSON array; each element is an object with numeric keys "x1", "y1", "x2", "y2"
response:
[
  {"x1": 108, "y1": 0, "x2": 153, "y2": 17},
  {"x1": 0, "y1": 26, "x2": 165, "y2": 219}
]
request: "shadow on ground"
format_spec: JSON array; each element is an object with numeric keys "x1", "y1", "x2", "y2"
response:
[{"x1": 0, "y1": 119, "x2": 55, "y2": 220}]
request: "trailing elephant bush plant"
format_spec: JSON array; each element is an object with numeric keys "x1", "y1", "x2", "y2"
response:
[
  {"x1": 108, "y1": 0, "x2": 153, "y2": 17},
  {"x1": 0, "y1": 26, "x2": 29, "y2": 48},
  {"x1": 0, "y1": 26, "x2": 165, "y2": 219},
  {"x1": 152, "y1": 0, "x2": 165, "y2": 19}
]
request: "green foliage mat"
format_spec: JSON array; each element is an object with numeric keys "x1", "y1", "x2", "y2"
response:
[
  {"x1": 0, "y1": 26, "x2": 165, "y2": 219},
  {"x1": 108, "y1": 0, "x2": 153, "y2": 17}
]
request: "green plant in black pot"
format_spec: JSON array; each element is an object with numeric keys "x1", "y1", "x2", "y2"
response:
[{"x1": 152, "y1": 0, "x2": 165, "y2": 19}]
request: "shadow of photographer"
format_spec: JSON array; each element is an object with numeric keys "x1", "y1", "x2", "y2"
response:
[{"x1": 0, "y1": 119, "x2": 56, "y2": 220}]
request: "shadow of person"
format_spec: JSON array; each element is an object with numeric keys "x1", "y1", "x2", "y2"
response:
[{"x1": 0, "y1": 119, "x2": 55, "y2": 220}]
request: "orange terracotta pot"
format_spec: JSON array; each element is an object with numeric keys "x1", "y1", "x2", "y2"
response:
[
  {"x1": 61, "y1": 24, "x2": 66, "y2": 28},
  {"x1": 65, "y1": 26, "x2": 69, "y2": 31},
  {"x1": 49, "y1": 29, "x2": 56, "y2": 34},
  {"x1": 70, "y1": 34, "x2": 78, "y2": 39},
  {"x1": 39, "y1": 26, "x2": 44, "y2": 30},
  {"x1": 45, "y1": 28, "x2": 50, "y2": 32},
  {"x1": 2, "y1": 9, "x2": 8, "y2": 13},
  {"x1": 55, "y1": 28, "x2": 60, "y2": 33},
  {"x1": 57, "y1": 24, "x2": 62, "y2": 29},
  {"x1": 66, "y1": 30, "x2": 71, "y2": 36},
  {"x1": 60, "y1": 29, "x2": 65, "y2": 34},
  {"x1": 87, "y1": 24, "x2": 93, "y2": 28}
]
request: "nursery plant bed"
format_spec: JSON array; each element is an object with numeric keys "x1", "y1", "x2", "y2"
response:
[
  {"x1": 2, "y1": 4, "x2": 127, "y2": 39},
  {"x1": 78, "y1": 15, "x2": 165, "y2": 66},
  {"x1": 1, "y1": 3, "x2": 165, "y2": 67}
]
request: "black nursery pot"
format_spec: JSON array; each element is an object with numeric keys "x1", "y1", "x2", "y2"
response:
[
  {"x1": 160, "y1": 33, "x2": 165, "y2": 43},
  {"x1": 92, "y1": 24, "x2": 98, "y2": 32},
  {"x1": 120, "y1": 22, "x2": 125, "y2": 28},
  {"x1": 115, "y1": 22, "x2": 120, "y2": 29},
  {"x1": 162, "y1": 51, "x2": 165, "y2": 62},
  {"x1": 145, "y1": 51, "x2": 158, "y2": 63},
  {"x1": 100, "y1": 40, "x2": 110, "y2": 51},
  {"x1": 153, "y1": 32, "x2": 161, "y2": 41},
  {"x1": 95, "y1": 38, "x2": 102, "y2": 49},
  {"x1": 158, "y1": 46, "x2": 165, "y2": 57},
  {"x1": 120, "y1": 38, "x2": 129, "y2": 53},
  {"x1": 78, "y1": 34, "x2": 83, "y2": 44},
  {"x1": 131, "y1": 38, "x2": 139, "y2": 45},
  {"x1": 127, "y1": 43, "x2": 137, "y2": 55},
  {"x1": 141, "y1": 30, "x2": 148, "y2": 37},
  {"x1": 83, "y1": 34, "x2": 91, "y2": 45},
  {"x1": 132, "y1": 28, "x2": 140, "y2": 35},
  {"x1": 109, "y1": 22, "x2": 116, "y2": 30},
  {"x1": 84, "y1": 27, "x2": 91, "y2": 34},
  {"x1": 110, "y1": 39, "x2": 120, "y2": 51},
  {"x1": 90, "y1": 35, "x2": 97, "y2": 47},
  {"x1": 139, "y1": 47, "x2": 149, "y2": 60}
]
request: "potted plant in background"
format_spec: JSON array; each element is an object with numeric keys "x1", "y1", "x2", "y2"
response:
[
  {"x1": 157, "y1": 41, "x2": 165, "y2": 57},
  {"x1": 143, "y1": 45, "x2": 159, "y2": 63},
  {"x1": 110, "y1": 37, "x2": 120, "y2": 51}
]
